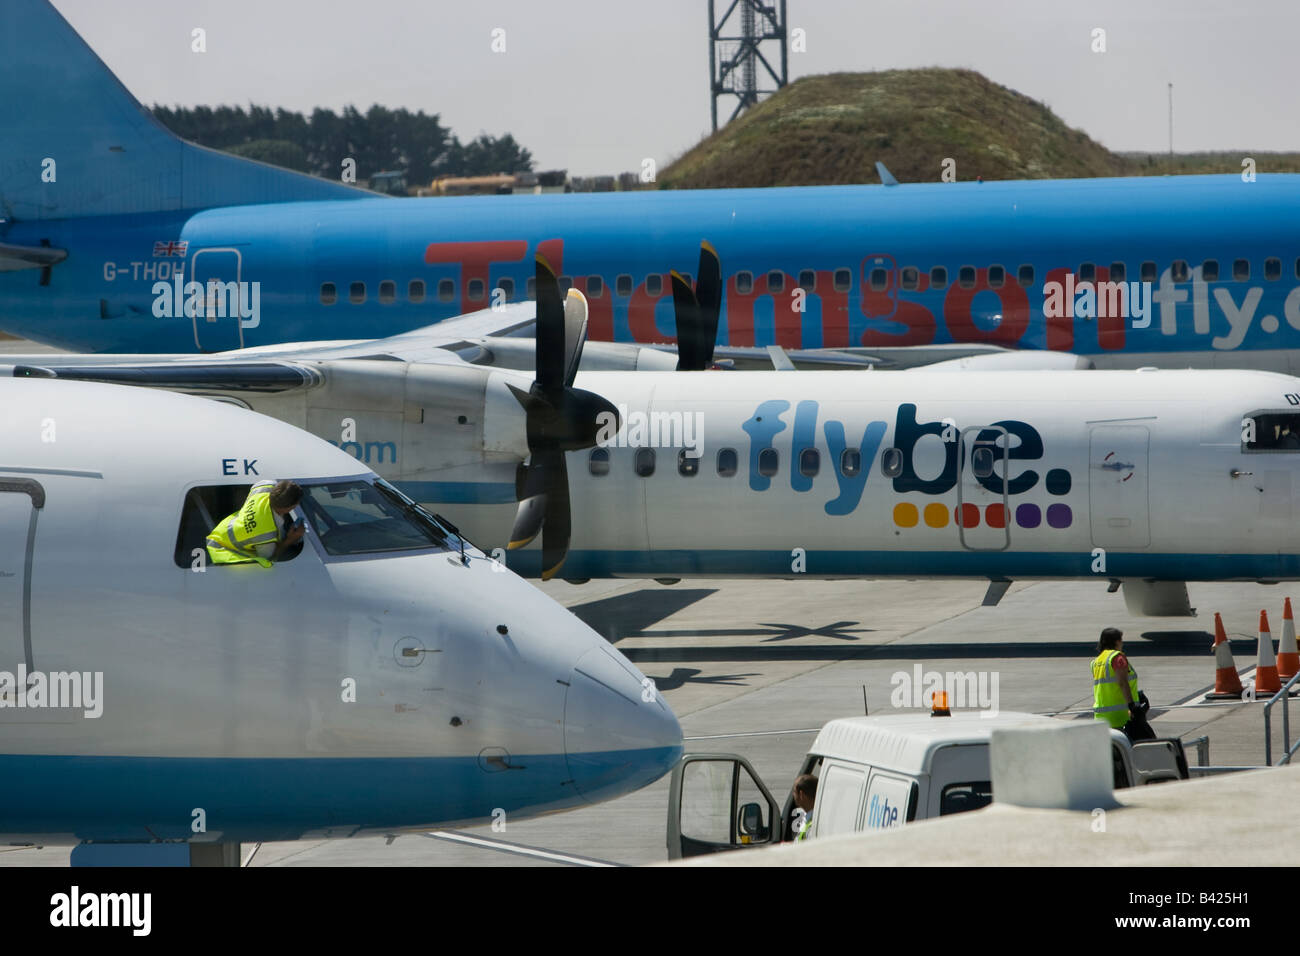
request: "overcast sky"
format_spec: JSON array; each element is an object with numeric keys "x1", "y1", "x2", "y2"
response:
[{"x1": 51, "y1": 0, "x2": 1300, "y2": 176}]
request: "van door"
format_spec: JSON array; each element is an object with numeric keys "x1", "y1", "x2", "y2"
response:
[
  {"x1": 810, "y1": 760, "x2": 867, "y2": 838},
  {"x1": 666, "y1": 754, "x2": 781, "y2": 859},
  {"x1": 0, "y1": 479, "x2": 44, "y2": 672}
]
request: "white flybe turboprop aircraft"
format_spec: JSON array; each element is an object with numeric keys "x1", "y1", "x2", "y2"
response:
[
  {"x1": 0, "y1": 377, "x2": 681, "y2": 865},
  {"x1": 10, "y1": 253, "x2": 1300, "y2": 615}
]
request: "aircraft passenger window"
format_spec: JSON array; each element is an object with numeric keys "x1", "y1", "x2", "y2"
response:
[
  {"x1": 408, "y1": 279, "x2": 426, "y2": 303},
  {"x1": 378, "y1": 280, "x2": 396, "y2": 304},
  {"x1": 736, "y1": 271, "x2": 753, "y2": 294},
  {"x1": 1078, "y1": 263, "x2": 1095, "y2": 283},
  {"x1": 587, "y1": 275, "x2": 604, "y2": 298},
  {"x1": 438, "y1": 279, "x2": 455, "y2": 303},
  {"x1": 1295, "y1": 258, "x2": 1300, "y2": 280},
  {"x1": 320, "y1": 282, "x2": 337, "y2": 305},
  {"x1": 616, "y1": 274, "x2": 633, "y2": 297},
  {"x1": 930, "y1": 266, "x2": 948, "y2": 290},
  {"x1": 1242, "y1": 412, "x2": 1300, "y2": 452},
  {"x1": 717, "y1": 448, "x2": 738, "y2": 477},
  {"x1": 840, "y1": 448, "x2": 861, "y2": 477},
  {"x1": 635, "y1": 448, "x2": 656, "y2": 477},
  {"x1": 1233, "y1": 259, "x2": 1250, "y2": 281},
  {"x1": 1171, "y1": 260, "x2": 1189, "y2": 282},
  {"x1": 646, "y1": 274, "x2": 663, "y2": 296},
  {"x1": 799, "y1": 270, "x2": 816, "y2": 291},
  {"x1": 1140, "y1": 261, "x2": 1157, "y2": 283},
  {"x1": 1109, "y1": 262, "x2": 1125, "y2": 282},
  {"x1": 833, "y1": 269, "x2": 851, "y2": 292},
  {"x1": 987, "y1": 265, "x2": 1004, "y2": 288},
  {"x1": 468, "y1": 278, "x2": 485, "y2": 301},
  {"x1": 559, "y1": 275, "x2": 573, "y2": 294},
  {"x1": 1017, "y1": 265, "x2": 1034, "y2": 287},
  {"x1": 870, "y1": 268, "x2": 888, "y2": 291},
  {"x1": 526, "y1": 276, "x2": 536, "y2": 298},
  {"x1": 496, "y1": 277, "x2": 514, "y2": 301},
  {"x1": 799, "y1": 448, "x2": 820, "y2": 477},
  {"x1": 900, "y1": 267, "x2": 919, "y2": 291},
  {"x1": 767, "y1": 271, "x2": 784, "y2": 294},
  {"x1": 589, "y1": 448, "x2": 610, "y2": 476},
  {"x1": 758, "y1": 448, "x2": 779, "y2": 477},
  {"x1": 1200, "y1": 260, "x2": 1218, "y2": 282},
  {"x1": 349, "y1": 281, "x2": 366, "y2": 304},
  {"x1": 298, "y1": 479, "x2": 448, "y2": 557},
  {"x1": 957, "y1": 266, "x2": 975, "y2": 289},
  {"x1": 678, "y1": 450, "x2": 699, "y2": 477},
  {"x1": 1265, "y1": 258, "x2": 1282, "y2": 281},
  {"x1": 939, "y1": 782, "x2": 993, "y2": 816},
  {"x1": 971, "y1": 446, "x2": 995, "y2": 478},
  {"x1": 881, "y1": 447, "x2": 903, "y2": 478}
]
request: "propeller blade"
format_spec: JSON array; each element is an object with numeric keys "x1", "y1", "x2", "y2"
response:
[
  {"x1": 671, "y1": 271, "x2": 700, "y2": 371},
  {"x1": 535, "y1": 252, "x2": 566, "y2": 394},
  {"x1": 539, "y1": 451, "x2": 571, "y2": 580},
  {"x1": 508, "y1": 460, "x2": 548, "y2": 549},
  {"x1": 562, "y1": 288, "x2": 589, "y2": 387},
  {"x1": 693, "y1": 240, "x2": 722, "y2": 369}
]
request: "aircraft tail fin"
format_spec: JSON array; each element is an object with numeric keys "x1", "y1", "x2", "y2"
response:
[{"x1": 0, "y1": 0, "x2": 367, "y2": 222}]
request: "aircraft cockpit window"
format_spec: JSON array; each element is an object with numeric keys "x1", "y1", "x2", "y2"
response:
[
  {"x1": 1265, "y1": 258, "x2": 1281, "y2": 281},
  {"x1": 173, "y1": 484, "x2": 304, "y2": 569},
  {"x1": 298, "y1": 479, "x2": 448, "y2": 557},
  {"x1": 1017, "y1": 264, "x2": 1034, "y2": 287},
  {"x1": 833, "y1": 269, "x2": 851, "y2": 292},
  {"x1": 408, "y1": 279, "x2": 426, "y2": 303},
  {"x1": 930, "y1": 266, "x2": 948, "y2": 290},
  {"x1": 589, "y1": 448, "x2": 610, "y2": 476},
  {"x1": 717, "y1": 448, "x2": 738, "y2": 477},
  {"x1": 1242, "y1": 413, "x2": 1300, "y2": 452},
  {"x1": 349, "y1": 281, "x2": 366, "y2": 304},
  {"x1": 957, "y1": 266, "x2": 975, "y2": 289},
  {"x1": 320, "y1": 282, "x2": 337, "y2": 305},
  {"x1": 1200, "y1": 260, "x2": 1218, "y2": 282},
  {"x1": 438, "y1": 278, "x2": 455, "y2": 302},
  {"x1": 1233, "y1": 259, "x2": 1250, "y2": 281},
  {"x1": 987, "y1": 265, "x2": 1004, "y2": 288},
  {"x1": 840, "y1": 448, "x2": 861, "y2": 478},
  {"x1": 378, "y1": 280, "x2": 396, "y2": 304},
  {"x1": 1171, "y1": 260, "x2": 1189, "y2": 282},
  {"x1": 635, "y1": 448, "x2": 656, "y2": 477},
  {"x1": 1140, "y1": 261, "x2": 1157, "y2": 283},
  {"x1": 1109, "y1": 261, "x2": 1125, "y2": 282}
]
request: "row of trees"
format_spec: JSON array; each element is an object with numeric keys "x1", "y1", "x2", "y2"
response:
[{"x1": 150, "y1": 104, "x2": 533, "y2": 185}]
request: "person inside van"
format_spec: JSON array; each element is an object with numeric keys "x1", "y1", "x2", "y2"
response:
[{"x1": 792, "y1": 774, "x2": 818, "y2": 841}]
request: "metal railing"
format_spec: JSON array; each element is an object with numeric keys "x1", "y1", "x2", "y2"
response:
[{"x1": 1262, "y1": 669, "x2": 1300, "y2": 766}]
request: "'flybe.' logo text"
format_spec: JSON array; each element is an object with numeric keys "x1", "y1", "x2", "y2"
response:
[{"x1": 741, "y1": 400, "x2": 1074, "y2": 529}]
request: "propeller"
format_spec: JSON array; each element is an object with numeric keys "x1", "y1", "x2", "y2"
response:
[
  {"x1": 671, "y1": 240, "x2": 723, "y2": 371},
  {"x1": 506, "y1": 254, "x2": 619, "y2": 579}
]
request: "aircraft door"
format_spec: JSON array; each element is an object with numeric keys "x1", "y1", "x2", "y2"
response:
[
  {"x1": 0, "y1": 479, "x2": 44, "y2": 673},
  {"x1": 860, "y1": 253, "x2": 900, "y2": 321},
  {"x1": 1089, "y1": 426, "x2": 1151, "y2": 548},
  {"x1": 958, "y1": 426, "x2": 1010, "y2": 551},
  {"x1": 190, "y1": 247, "x2": 245, "y2": 352}
]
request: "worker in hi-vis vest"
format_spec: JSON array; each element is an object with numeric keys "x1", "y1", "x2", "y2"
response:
[
  {"x1": 1091, "y1": 627, "x2": 1155, "y2": 741},
  {"x1": 206, "y1": 479, "x2": 305, "y2": 568},
  {"x1": 792, "y1": 773, "x2": 817, "y2": 842}
]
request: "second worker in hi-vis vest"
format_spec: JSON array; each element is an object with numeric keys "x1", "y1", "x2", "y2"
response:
[
  {"x1": 1091, "y1": 627, "x2": 1156, "y2": 742},
  {"x1": 206, "y1": 480, "x2": 305, "y2": 568}
]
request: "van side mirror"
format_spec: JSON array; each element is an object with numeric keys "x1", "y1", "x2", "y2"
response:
[{"x1": 738, "y1": 802, "x2": 767, "y2": 841}]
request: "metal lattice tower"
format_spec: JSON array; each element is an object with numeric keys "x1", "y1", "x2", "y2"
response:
[{"x1": 709, "y1": 0, "x2": 788, "y2": 132}]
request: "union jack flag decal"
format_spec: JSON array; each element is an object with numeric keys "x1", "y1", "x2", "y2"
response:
[{"x1": 152, "y1": 240, "x2": 188, "y2": 257}]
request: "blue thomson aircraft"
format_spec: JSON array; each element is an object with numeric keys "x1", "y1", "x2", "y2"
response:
[{"x1": 3, "y1": 0, "x2": 1300, "y2": 374}]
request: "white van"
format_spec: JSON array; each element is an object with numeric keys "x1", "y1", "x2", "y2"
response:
[{"x1": 666, "y1": 710, "x2": 1188, "y2": 859}]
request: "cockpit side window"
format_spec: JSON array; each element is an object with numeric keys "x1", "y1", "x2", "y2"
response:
[
  {"x1": 1242, "y1": 411, "x2": 1300, "y2": 452},
  {"x1": 298, "y1": 478, "x2": 449, "y2": 556},
  {"x1": 174, "y1": 484, "x2": 306, "y2": 568}
]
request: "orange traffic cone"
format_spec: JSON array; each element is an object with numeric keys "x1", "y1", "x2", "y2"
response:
[
  {"x1": 1255, "y1": 610, "x2": 1282, "y2": 695},
  {"x1": 1278, "y1": 598, "x2": 1299, "y2": 680},
  {"x1": 1206, "y1": 612, "x2": 1244, "y2": 699}
]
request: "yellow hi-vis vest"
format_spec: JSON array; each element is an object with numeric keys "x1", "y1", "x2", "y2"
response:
[
  {"x1": 1092, "y1": 649, "x2": 1140, "y2": 729},
  {"x1": 207, "y1": 481, "x2": 280, "y2": 568}
]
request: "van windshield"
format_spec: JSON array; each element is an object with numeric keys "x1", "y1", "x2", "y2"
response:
[{"x1": 299, "y1": 478, "x2": 448, "y2": 556}]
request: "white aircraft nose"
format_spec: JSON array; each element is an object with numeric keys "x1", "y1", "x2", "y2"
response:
[{"x1": 563, "y1": 644, "x2": 683, "y2": 803}]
